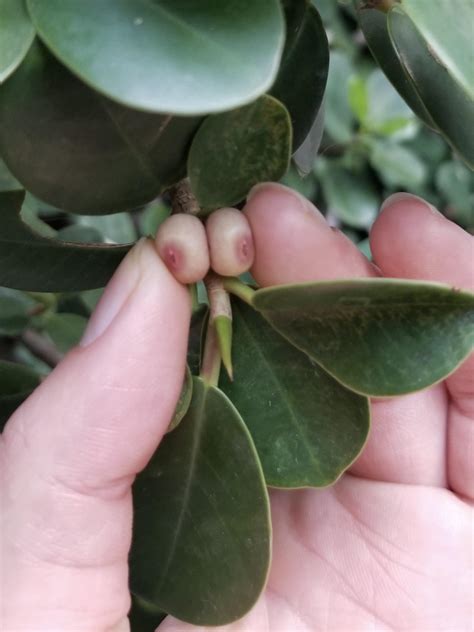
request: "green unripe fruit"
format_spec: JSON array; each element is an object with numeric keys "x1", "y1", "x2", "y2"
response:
[
  {"x1": 155, "y1": 214, "x2": 210, "y2": 284},
  {"x1": 206, "y1": 208, "x2": 255, "y2": 277}
]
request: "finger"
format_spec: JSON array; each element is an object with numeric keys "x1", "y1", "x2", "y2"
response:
[
  {"x1": 244, "y1": 184, "x2": 448, "y2": 487},
  {"x1": 1, "y1": 239, "x2": 191, "y2": 630},
  {"x1": 370, "y1": 194, "x2": 474, "y2": 499}
]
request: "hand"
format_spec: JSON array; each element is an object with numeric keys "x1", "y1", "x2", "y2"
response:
[{"x1": 2, "y1": 185, "x2": 472, "y2": 631}]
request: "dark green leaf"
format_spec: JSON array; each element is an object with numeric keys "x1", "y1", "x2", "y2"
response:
[
  {"x1": 27, "y1": 0, "x2": 284, "y2": 115},
  {"x1": 253, "y1": 279, "x2": 474, "y2": 397},
  {"x1": 388, "y1": 8, "x2": 474, "y2": 168},
  {"x1": 0, "y1": 42, "x2": 202, "y2": 214},
  {"x1": 401, "y1": 0, "x2": 474, "y2": 101},
  {"x1": 129, "y1": 594, "x2": 166, "y2": 632},
  {"x1": 0, "y1": 157, "x2": 22, "y2": 192},
  {"x1": 130, "y1": 377, "x2": 270, "y2": 626},
  {"x1": 0, "y1": 191, "x2": 129, "y2": 291},
  {"x1": 188, "y1": 95, "x2": 291, "y2": 209},
  {"x1": 0, "y1": 0, "x2": 34, "y2": 83},
  {"x1": 42, "y1": 313, "x2": 87, "y2": 353},
  {"x1": 271, "y1": 0, "x2": 329, "y2": 149},
  {"x1": 221, "y1": 302, "x2": 369, "y2": 488},
  {"x1": 357, "y1": 6, "x2": 436, "y2": 128},
  {"x1": 0, "y1": 360, "x2": 40, "y2": 430}
]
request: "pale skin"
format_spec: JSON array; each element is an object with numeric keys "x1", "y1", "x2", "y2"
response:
[{"x1": 1, "y1": 184, "x2": 472, "y2": 631}]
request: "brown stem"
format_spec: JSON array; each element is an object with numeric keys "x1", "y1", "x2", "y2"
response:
[
  {"x1": 20, "y1": 329, "x2": 63, "y2": 368},
  {"x1": 169, "y1": 178, "x2": 200, "y2": 216}
]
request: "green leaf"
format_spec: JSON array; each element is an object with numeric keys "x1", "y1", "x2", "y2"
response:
[
  {"x1": 292, "y1": 103, "x2": 325, "y2": 175},
  {"x1": 188, "y1": 95, "x2": 291, "y2": 209},
  {"x1": 324, "y1": 51, "x2": 354, "y2": 143},
  {"x1": 27, "y1": 0, "x2": 284, "y2": 115},
  {"x1": 0, "y1": 157, "x2": 22, "y2": 192},
  {"x1": 0, "y1": 191, "x2": 129, "y2": 291},
  {"x1": 253, "y1": 279, "x2": 474, "y2": 397},
  {"x1": 130, "y1": 377, "x2": 271, "y2": 626},
  {"x1": 401, "y1": 0, "x2": 474, "y2": 101},
  {"x1": 56, "y1": 225, "x2": 103, "y2": 244},
  {"x1": 167, "y1": 366, "x2": 193, "y2": 434},
  {"x1": 436, "y1": 160, "x2": 474, "y2": 227},
  {"x1": 0, "y1": 287, "x2": 36, "y2": 336},
  {"x1": 281, "y1": 164, "x2": 318, "y2": 200},
  {"x1": 129, "y1": 595, "x2": 166, "y2": 632},
  {"x1": 363, "y1": 69, "x2": 417, "y2": 137},
  {"x1": 0, "y1": 360, "x2": 40, "y2": 430},
  {"x1": 357, "y1": 6, "x2": 436, "y2": 128},
  {"x1": 139, "y1": 200, "x2": 170, "y2": 238},
  {"x1": 271, "y1": 0, "x2": 329, "y2": 149},
  {"x1": 368, "y1": 138, "x2": 427, "y2": 190},
  {"x1": 42, "y1": 313, "x2": 87, "y2": 354},
  {"x1": 220, "y1": 302, "x2": 369, "y2": 488},
  {"x1": 388, "y1": 8, "x2": 474, "y2": 168},
  {"x1": 0, "y1": 0, "x2": 34, "y2": 83},
  {"x1": 76, "y1": 213, "x2": 136, "y2": 244},
  {"x1": 0, "y1": 42, "x2": 202, "y2": 214},
  {"x1": 348, "y1": 75, "x2": 369, "y2": 123},
  {"x1": 316, "y1": 159, "x2": 378, "y2": 229}
]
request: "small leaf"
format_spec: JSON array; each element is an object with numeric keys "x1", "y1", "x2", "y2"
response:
[
  {"x1": 0, "y1": 42, "x2": 202, "y2": 214},
  {"x1": 221, "y1": 302, "x2": 369, "y2": 488},
  {"x1": 0, "y1": 0, "x2": 34, "y2": 83},
  {"x1": 253, "y1": 279, "x2": 474, "y2": 397},
  {"x1": 0, "y1": 191, "x2": 129, "y2": 291},
  {"x1": 324, "y1": 51, "x2": 355, "y2": 143},
  {"x1": 0, "y1": 360, "x2": 40, "y2": 429},
  {"x1": 166, "y1": 366, "x2": 193, "y2": 434},
  {"x1": 348, "y1": 75, "x2": 369, "y2": 123},
  {"x1": 188, "y1": 95, "x2": 291, "y2": 209},
  {"x1": 42, "y1": 313, "x2": 87, "y2": 354},
  {"x1": 368, "y1": 139, "x2": 427, "y2": 190},
  {"x1": 130, "y1": 377, "x2": 271, "y2": 626},
  {"x1": 271, "y1": 0, "x2": 329, "y2": 149},
  {"x1": 0, "y1": 287, "x2": 36, "y2": 336},
  {"x1": 388, "y1": 8, "x2": 474, "y2": 168},
  {"x1": 214, "y1": 315, "x2": 233, "y2": 380},
  {"x1": 27, "y1": 0, "x2": 284, "y2": 115},
  {"x1": 316, "y1": 159, "x2": 378, "y2": 229}
]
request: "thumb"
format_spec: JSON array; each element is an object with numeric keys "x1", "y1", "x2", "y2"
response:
[{"x1": 2, "y1": 238, "x2": 191, "y2": 628}]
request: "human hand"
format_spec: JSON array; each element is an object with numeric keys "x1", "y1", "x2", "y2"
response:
[{"x1": 1, "y1": 185, "x2": 472, "y2": 631}]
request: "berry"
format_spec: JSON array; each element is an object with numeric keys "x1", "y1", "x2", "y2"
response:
[{"x1": 206, "y1": 208, "x2": 255, "y2": 277}]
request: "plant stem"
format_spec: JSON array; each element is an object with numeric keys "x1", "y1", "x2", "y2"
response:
[
  {"x1": 200, "y1": 317, "x2": 221, "y2": 387},
  {"x1": 222, "y1": 277, "x2": 256, "y2": 306},
  {"x1": 169, "y1": 178, "x2": 200, "y2": 215},
  {"x1": 204, "y1": 272, "x2": 233, "y2": 380},
  {"x1": 20, "y1": 329, "x2": 63, "y2": 368}
]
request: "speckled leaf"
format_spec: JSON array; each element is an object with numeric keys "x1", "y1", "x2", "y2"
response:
[
  {"x1": 271, "y1": 0, "x2": 329, "y2": 149},
  {"x1": 221, "y1": 301, "x2": 369, "y2": 488},
  {"x1": 27, "y1": 0, "x2": 284, "y2": 115},
  {"x1": 130, "y1": 377, "x2": 270, "y2": 625},
  {"x1": 188, "y1": 95, "x2": 291, "y2": 209},
  {"x1": 388, "y1": 8, "x2": 474, "y2": 168},
  {"x1": 0, "y1": 360, "x2": 40, "y2": 429},
  {"x1": 0, "y1": 42, "x2": 202, "y2": 214},
  {"x1": 253, "y1": 279, "x2": 474, "y2": 397},
  {"x1": 0, "y1": 0, "x2": 34, "y2": 83},
  {"x1": 0, "y1": 191, "x2": 129, "y2": 291}
]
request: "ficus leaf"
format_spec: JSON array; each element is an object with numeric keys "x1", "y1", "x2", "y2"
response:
[
  {"x1": 253, "y1": 279, "x2": 474, "y2": 397},
  {"x1": 130, "y1": 377, "x2": 271, "y2": 626},
  {"x1": 221, "y1": 301, "x2": 370, "y2": 488},
  {"x1": 0, "y1": 191, "x2": 129, "y2": 291},
  {"x1": 270, "y1": 0, "x2": 329, "y2": 150},
  {"x1": 188, "y1": 95, "x2": 292, "y2": 209},
  {"x1": 129, "y1": 595, "x2": 166, "y2": 632},
  {"x1": 26, "y1": 0, "x2": 285, "y2": 115},
  {"x1": 388, "y1": 8, "x2": 474, "y2": 168},
  {"x1": 0, "y1": 42, "x2": 202, "y2": 214},
  {"x1": 0, "y1": 360, "x2": 40, "y2": 430},
  {"x1": 0, "y1": 0, "x2": 34, "y2": 83}
]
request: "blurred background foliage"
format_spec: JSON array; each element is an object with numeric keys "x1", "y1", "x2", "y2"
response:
[{"x1": 1, "y1": 0, "x2": 473, "y2": 392}]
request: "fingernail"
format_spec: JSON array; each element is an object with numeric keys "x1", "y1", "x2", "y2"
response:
[
  {"x1": 380, "y1": 192, "x2": 441, "y2": 216},
  {"x1": 80, "y1": 238, "x2": 152, "y2": 347},
  {"x1": 247, "y1": 182, "x2": 322, "y2": 218}
]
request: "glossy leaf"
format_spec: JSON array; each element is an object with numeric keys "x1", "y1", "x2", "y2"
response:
[
  {"x1": 293, "y1": 103, "x2": 325, "y2": 176},
  {"x1": 401, "y1": 0, "x2": 474, "y2": 101},
  {"x1": 27, "y1": 0, "x2": 284, "y2": 115},
  {"x1": 42, "y1": 313, "x2": 87, "y2": 354},
  {"x1": 316, "y1": 159, "x2": 378, "y2": 229},
  {"x1": 0, "y1": 0, "x2": 34, "y2": 83},
  {"x1": 0, "y1": 360, "x2": 40, "y2": 429},
  {"x1": 357, "y1": 6, "x2": 436, "y2": 128},
  {"x1": 388, "y1": 8, "x2": 474, "y2": 168},
  {"x1": 130, "y1": 377, "x2": 271, "y2": 626},
  {"x1": 271, "y1": 0, "x2": 329, "y2": 149},
  {"x1": 253, "y1": 279, "x2": 474, "y2": 397},
  {"x1": 0, "y1": 42, "x2": 202, "y2": 214},
  {"x1": 221, "y1": 302, "x2": 369, "y2": 488},
  {"x1": 188, "y1": 95, "x2": 291, "y2": 209},
  {"x1": 166, "y1": 365, "x2": 193, "y2": 434},
  {"x1": 0, "y1": 191, "x2": 129, "y2": 291}
]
